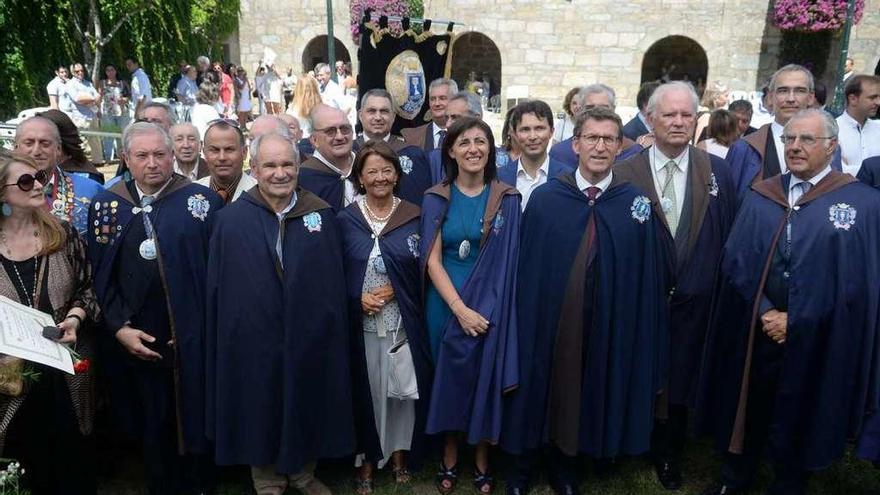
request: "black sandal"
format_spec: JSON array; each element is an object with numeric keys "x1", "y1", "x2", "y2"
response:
[
  {"x1": 354, "y1": 476, "x2": 374, "y2": 495},
  {"x1": 435, "y1": 461, "x2": 459, "y2": 494},
  {"x1": 473, "y1": 467, "x2": 494, "y2": 494},
  {"x1": 392, "y1": 465, "x2": 411, "y2": 484}
]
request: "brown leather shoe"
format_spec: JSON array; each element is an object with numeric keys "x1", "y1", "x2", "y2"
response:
[{"x1": 297, "y1": 478, "x2": 332, "y2": 495}]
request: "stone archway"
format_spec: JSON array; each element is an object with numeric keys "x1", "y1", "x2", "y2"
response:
[
  {"x1": 451, "y1": 32, "x2": 502, "y2": 112},
  {"x1": 301, "y1": 35, "x2": 351, "y2": 74},
  {"x1": 641, "y1": 35, "x2": 709, "y2": 95}
]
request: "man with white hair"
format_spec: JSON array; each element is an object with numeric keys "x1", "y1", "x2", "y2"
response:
[
  {"x1": 615, "y1": 81, "x2": 736, "y2": 491},
  {"x1": 87, "y1": 122, "x2": 223, "y2": 495},
  {"x1": 314, "y1": 62, "x2": 347, "y2": 111},
  {"x1": 401, "y1": 78, "x2": 458, "y2": 152},
  {"x1": 206, "y1": 132, "x2": 352, "y2": 495},
  {"x1": 727, "y1": 64, "x2": 842, "y2": 202},
  {"x1": 698, "y1": 108, "x2": 880, "y2": 495},
  {"x1": 170, "y1": 122, "x2": 209, "y2": 181},
  {"x1": 548, "y1": 84, "x2": 641, "y2": 168}
]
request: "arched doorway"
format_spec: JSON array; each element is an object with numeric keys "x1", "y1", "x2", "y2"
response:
[
  {"x1": 302, "y1": 35, "x2": 351, "y2": 74},
  {"x1": 451, "y1": 32, "x2": 502, "y2": 112},
  {"x1": 641, "y1": 36, "x2": 709, "y2": 95}
]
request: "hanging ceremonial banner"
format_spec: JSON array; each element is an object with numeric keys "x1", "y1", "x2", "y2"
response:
[{"x1": 357, "y1": 16, "x2": 453, "y2": 134}]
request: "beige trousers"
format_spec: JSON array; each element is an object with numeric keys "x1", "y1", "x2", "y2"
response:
[{"x1": 251, "y1": 462, "x2": 316, "y2": 495}]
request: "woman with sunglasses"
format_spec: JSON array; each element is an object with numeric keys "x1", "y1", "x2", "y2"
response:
[
  {"x1": 0, "y1": 152, "x2": 100, "y2": 494},
  {"x1": 421, "y1": 118, "x2": 521, "y2": 494}
]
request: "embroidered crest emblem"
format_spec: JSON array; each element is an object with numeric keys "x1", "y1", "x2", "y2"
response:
[
  {"x1": 407, "y1": 233, "x2": 420, "y2": 258},
  {"x1": 303, "y1": 211, "x2": 322, "y2": 232},
  {"x1": 493, "y1": 212, "x2": 505, "y2": 234},
  {"x1": 385, "y1": 50, "x2": 425, "y2": 120},
  {"x1": 630, "y1": 195, "x2": 651, "y2": 224},
  {"x1": 708, "y1": 173, "x2": 719, "y2": 197},
  {"x1": 187, "y1": 194, "x2": 210, "y2": 221},
  {"x1": 828, "y1": 203, "x2": 856, "y2": 231},
  {"x1": 399, "y1": 155, "x2": 413, "y2": 174}
]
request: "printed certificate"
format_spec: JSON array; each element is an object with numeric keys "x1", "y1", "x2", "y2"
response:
[{"x1": 0, "y1": 295, "x2": 73, "y2": 374}]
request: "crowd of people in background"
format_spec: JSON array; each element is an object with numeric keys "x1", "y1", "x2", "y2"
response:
[{"x1": 0, "y1": 51, "x2": 879, "y2": 495}]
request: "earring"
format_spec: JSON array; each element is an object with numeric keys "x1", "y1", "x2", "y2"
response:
[{"x1": 1, "y1": 203, "x2": 11, "y2": 216}]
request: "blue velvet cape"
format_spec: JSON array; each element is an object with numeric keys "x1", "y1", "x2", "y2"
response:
[
  {"x1": 205, "y1": 187, "x2": 355, "y2": 473},
  {"x1": 500, "y1": 172, "x2": 669, "y2": 457},
  {"x1": 87, "y1": 175, "x2": 223, "y2": 454},
  {"x1": 338, "y1": 200, "x2": 434, "y2": 468},
  {"x1": 353, "y1": 136, "x2": 433, "y2": 206},
  {"x1": 697, "y1": 172, "x2": 880, "y2": 470},
  {"x1": 420, "y1": 180, "x2": 521, "y2": 444}
]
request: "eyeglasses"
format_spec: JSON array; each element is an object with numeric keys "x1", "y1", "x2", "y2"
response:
[
  {"x1": 780, "y1": 134, "x2": 834, "y2": 146},
  {"x1": 3, "y1": 170, "x2": 50, "y2": 192},
  {"x1": 314, "y1": 125, "x2": 354, "y2": 138},
  {"x1": 576, "y1": 134, "x2": 619, "y2": 147}
]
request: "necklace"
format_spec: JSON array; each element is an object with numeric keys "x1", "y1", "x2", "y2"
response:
[
  {"x1": 9, "y1": 258, "x2": 38, "y2": 308},
  {"x1": 0, "y1": 225, "x2": 40, "y2": 258},
  {"x1": 455, "y1": 185, "x2": 486, "y2": 260},
  {"x1": 362, "y1": 196, "x2": 399, "y2": 223}
]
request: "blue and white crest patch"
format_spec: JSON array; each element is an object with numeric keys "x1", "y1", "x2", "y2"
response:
[
  {"x1": 303, "y1": 211, "x2": 322, "y2": 232},
  {"x1": 399, "y1": 155, "x2": 413, "y2": 175},
  {"x1": 187, "y1": 193, "x2": 210, "y2": 221},
  {"x1": 630, "y1": 195, "x2": 651, "y2": 223},
  {"x1": 829, "y1": 203, "x2": 856, "y2": 231},
  {"x1": 708, "y1": 173, "x2": 719, "y2": 197},
  {"x1": 493, "y1": 212, "x2": 505, "y2": 234},
  {"x1": 407, "y1": 233, "x2": 420, "y2": 258}
]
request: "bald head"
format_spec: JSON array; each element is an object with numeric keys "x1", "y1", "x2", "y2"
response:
[
  {"x1": 250, "y1": 115, "x2": 290, "y2": 140},
  {"x1": 277, "y1": 113, "x2": 304, "y2": 142},
  {"x1": 308, "y1": 104, "x2": 353, "y2": 163},
  {"x1": 14, "y1": 117, "x2": 62, "y2": 172}
]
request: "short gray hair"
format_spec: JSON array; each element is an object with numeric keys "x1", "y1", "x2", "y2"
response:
[
  {"x1": 429, "y1": 78, "x2": 459, "y2": 94},
  {"x1": 196, "y1": 55, "x2": 210, "y2": 66},
  {"x1": 783, "y1": 108, "x2": 839, "y2": 139},
  {"x1": 576, "y1": 84, "x2": 616, "y2": 109},
  {"x1": 122, "y1": 122, "x2": 173, "y2": 155},
  {"x1": 646, "y1": 81, "x2": 699, "y2": 116},
  {"x1": 360, "y1": 89, "x2": 394, "y2": 110},
  {"x1": 770, "y1": 64, "x2": 815, "y2": 93},
  {"x1": 14, "y1": 116, "x2": 61, "y2": 146},
  {"x1": 315, "y1": 63, "x2": 330, "y2": 74},
  {"x1": 249, "y1": 132, "x2": 300, "y2": 166},
  {"x1": 139, "y1": 101, "x2": 175, "y2": 124},
  {"x1": 449, "y1": 91, "x2": 482, "y2": 117}
]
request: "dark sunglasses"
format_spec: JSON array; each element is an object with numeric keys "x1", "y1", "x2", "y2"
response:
[{"x1": 3, "y1": 170, "x2": 49, "y2": 192}]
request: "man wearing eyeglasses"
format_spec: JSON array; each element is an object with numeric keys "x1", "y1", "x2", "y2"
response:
[
  {"x1": 13, "y1": 116, "x2": 103, "y2": 235},
  {"x1": 727, "y1": 64, "x2": 842, "y2": 202},
  {"x1": 497, "y1": 100, "x2": 573, "y2": 210},
  {"x1": 196, "y1": 119, "x2": 256, "y2": 203},
  {"x1": 502, "y1": 106, "x2": 670, "y2": 495},
  {"x1": 298, "y1": 104, "x2": 357, "y2": 211},
  {"x1": 353, "y1": 89, "x2": 432, "y2": 206},
  {"x1": 615, "y1": 81, "x2": 736, "y2": 491},
  {"x1": 698, "y1": 108, "x2": 880, "y2": 495},
  {"x1": 88, "y1": 122, "x2": 223, "y2": 495}
]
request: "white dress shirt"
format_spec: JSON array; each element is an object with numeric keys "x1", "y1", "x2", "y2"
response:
[
  {"x1": 788, "y1": 165, "x2": 832, "y2": 207},
  {"x1": 313, "y1": 150, "x2": 358, "y2": 206},
  {"x1": 836, "y1": 111, "x2": 880, "y2": 176},
  {"x1": 649, "y1": 146, "x2": 689, "y2": 222},
  {"x1": 431, "y1": 122, "x2": 445, "y2": 149},
  {"x1": 174, "y1": 160, "x2": 202, "y2": 181},
  {"x1": 770, "y1": 121, "x2": 788, "y2": 174},
  {"x1": 575, "y1": 169, "x2": 613, "y2": 198},
  {"x1": 135, "y1": 177, "x2": 173, "y2": 202},
  {"x1": 515, "y1": 155, "x2": 550, "y2": 209}
]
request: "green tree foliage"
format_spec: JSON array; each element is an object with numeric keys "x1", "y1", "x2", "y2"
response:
[{"x1": 0, "y1": 0, "x2": 239, "y2": 120}]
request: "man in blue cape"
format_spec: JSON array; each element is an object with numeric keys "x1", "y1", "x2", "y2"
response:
[
  {"x1": 726, "y1": 64, "x2": 841, "y2": 203},
  {"x1": 496, "y1": 99, "x2": 574, "y2": 210},
  {"x1": 697, "y1": 109, "x2": 880, "y2": 495},
  {"x1": 857, "y1": 155, "x2": 880, "y2": 188},
  {"x1": 615, "y1": 81, "x2": 736, "y2": 490},
  {"x1": 501, "y1": 107, "x2": 670, "y2": 494},
  {"x1": 206, "y1": 132, "x2": 353, "y2": 495},
  {"x1": 14, "y1": 116, "x2": 103, "y2": 236},
  {"x1": 296, "y1": 104, "x2": 359, "y2": 212},
  {"x1": 87, "y1": 122, "x2": 223, "y2": 494},
  {"x1": 352, "y1": 89, "x2": 432, "y2": 205}
]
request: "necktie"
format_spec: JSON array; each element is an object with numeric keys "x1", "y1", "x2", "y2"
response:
[
  {"x1": 437, "y1": 129, "x2": 447, "y2": 149},
  {"x1": 661, "y1": 160, "x2": 678, "y2": 234},
  {"x1": 586, "y1": 186, "x2": 600, "y2": 202},
  {"x1": 792, "y1": 181, "x2": 811, "y2": 206},
  {"x1": 141, "y1": 195, "x2": 154, "y2": 207}
]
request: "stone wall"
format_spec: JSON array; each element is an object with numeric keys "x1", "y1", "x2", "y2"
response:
[{"x1": 233, "y1": 0, "x2": 880, "y2": 113}]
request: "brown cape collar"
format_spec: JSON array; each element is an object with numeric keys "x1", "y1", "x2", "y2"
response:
[
  {"x1": 244, "y1": 185, "x2": 330, "y2": 219},
  {"x1": 106, "y1": 173, "x2": 191, "y2": 205},
  {"x1": 743, "y1": 124, "x2": 772, "y2": 162},
  {"x1": 349, "y1": 198, "x2": 420, "y2": 236},
  {"x1": 751, "y1": 170, "x2": 856, "y2": 208},
  {"x1": 426, "y1": 179, "x2": 519, "y2": 245},
  {"x1": 556, "y1": 169, "x2": 627, "y2": 192}
]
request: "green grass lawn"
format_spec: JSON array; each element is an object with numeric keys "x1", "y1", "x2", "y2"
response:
[{"x1": 99, "y1": 438, "x2": 880, "y2": 494}]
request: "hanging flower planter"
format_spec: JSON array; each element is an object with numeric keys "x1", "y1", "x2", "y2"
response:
[{"x1": 773, "y1": 0, "x2": 864, "y2": 78}]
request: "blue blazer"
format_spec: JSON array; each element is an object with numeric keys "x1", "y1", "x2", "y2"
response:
[
  {"x1": 622, "y1": 115, "x2": 650, "y2": 141},
  {"x1": 496, "y1": 157, "x2": 575, "y2": 187}
]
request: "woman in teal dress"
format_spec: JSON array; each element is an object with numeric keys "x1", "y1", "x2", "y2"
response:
[{"x1": 421, "y1": 118, "x2": 521, "y2": 495}]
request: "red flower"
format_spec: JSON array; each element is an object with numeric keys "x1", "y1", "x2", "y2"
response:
[{"x1": 73, "y1": 359, "x2": 91, "y2": 374}]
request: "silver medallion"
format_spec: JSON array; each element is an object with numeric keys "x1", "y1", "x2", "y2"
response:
[
  {"x1": 458, "y1": 239, "x2": 471, "y2": 260},
  {"x1": 139, "y1": 239, "x2": 157, "y2": 260}
]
